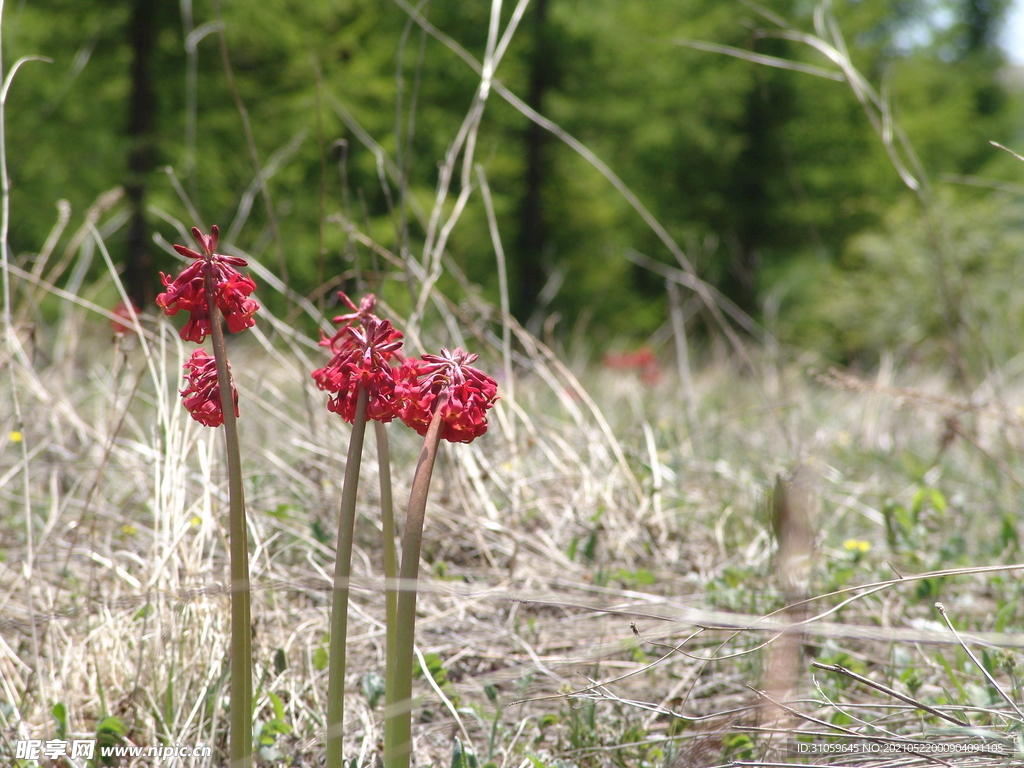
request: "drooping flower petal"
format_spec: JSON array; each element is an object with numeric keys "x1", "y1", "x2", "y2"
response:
[
  {"x1": 156, "y1": 225, "x2": 259, "y2": 342},
  {"x1": 395, "y1": 348, "x2": 498, "y2": 443},
  {"x1": 180, "y1": 348, "x2": 239, "y2": 427},
  {"x1": 320, "y1": 292, "x2": 403, "y2": 354}
]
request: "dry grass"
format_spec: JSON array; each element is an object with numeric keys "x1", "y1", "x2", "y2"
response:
[{"x1": 2, "y1": 269, "x2": 1024, "y2": 768}]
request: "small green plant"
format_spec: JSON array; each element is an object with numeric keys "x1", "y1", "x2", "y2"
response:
[
  {"x1": 414, "y1": 652, "x2": 460, "y2": 709},
  {"x1": 51, "y1": 702, "x2": 67, "y2": 741},
  {"x1": 93, "y1": 715, "x2": 128, "y2": 767},
  {"x1": 361, "y1": 672, "x2": 386, "y2": 710},
  {"x1": 883, "y1": 484, "x2": 947, "y2": 555},
  {"x1": 450, "y1": 736, "x2": 479, "y2": 768},
  {"x1": 255, "y1": 692, "x2": 292, "y2": 763}
]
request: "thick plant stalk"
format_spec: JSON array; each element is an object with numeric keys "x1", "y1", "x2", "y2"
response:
[
  {"x1": 325, "y1": 386, "x2": 370, "y2": 768},
  {"x1": 384, "y1": 395, "x2": 447, "y2": 768},
  {"x1": 376, "y1": 419, "x2": 399, "y2": 750},
  {"x1": 204, "y1": 274, "x2": 252, "y2": 768},
  {"x1": 376, "y1": 419, "x2": 398, "y2": 650},
  {"x1": 375, "y1": 420, "x2": 398, "y2": 625}
]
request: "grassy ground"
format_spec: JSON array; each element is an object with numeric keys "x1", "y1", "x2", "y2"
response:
[{"x1": 2, "y1": 273, "x2": 1024, "y2": 767}]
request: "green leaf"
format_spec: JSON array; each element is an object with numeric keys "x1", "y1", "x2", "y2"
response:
[
  {"x1": 268, "y1": 691, "x2": 286, "y2": 722},
  {"x1": 310, "y1": 518, "x2": 331, "y2": 545},
  {"x1": 97, "y1": 715, "x2": 127, "y2": 736},
  {"x1": 273, "y1": 648, "x2": 287, "y2": 675},
  {"x1": 450, "y1": 737, "x2": 478, "y2": 768},
  {"x1": 267, "y1": 503, "x2": 295, "y2": 520},
  {"x1": 361, "y1": 672, "x2": 386, "y2": 710},
  {"x1": 313, "y1": 646, "x2": 328, "y2": 672},
  {"x1": 51, "y1": 702, "x2": 67, "y2": 740},
  {"x1": 831, "y1": 710, "x2": 852, "y2": 727},
  {"x1": 995, "y1": 601, "x2": 1016, "y2": 633},
  {"x1": 722, "y1": 733, "x2": 755, "y2": 761},
  {"x1": 538, "y1": 714, "x2": 559, "y2": 728},
  {"x1": 95, "y1": 715, "x2": 128, "y2": 764}
]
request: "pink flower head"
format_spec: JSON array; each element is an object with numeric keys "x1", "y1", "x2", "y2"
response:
[
  {"x1": 319, "y1": 292, "x2": 403, "y2": 354},
  {"x1": 396, "y1": 348, "x2": 498, "y2": 443},
  {"x1": 110, "y1": 299, "x2": 141, "y2": 336},
  {"x1": 603, "y1": 346, "x2": 660, "y2": 385},
  {"x1": 312, "y1": 317, "x2": 403, "y2": 422},
  {"x1": 180, "y1": 348, "x2": 239, "y2": 427},
  {"x1": 156, "y1": 225, "x2": 259, "y2": 342}
]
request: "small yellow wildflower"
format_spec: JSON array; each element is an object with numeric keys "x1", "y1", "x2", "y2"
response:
[
  {"x1": 8, "y1": 431, "x2": 22, "y2": 442},
  {"x1": 121, "y1": 524, "x2": 138, "y2": 536},
  {"x1": 190, "y1": 515, "x2": 202, "y2": 527},
  {"x1": 843, "y1": 539, "x2": 871, "y2": 554}
]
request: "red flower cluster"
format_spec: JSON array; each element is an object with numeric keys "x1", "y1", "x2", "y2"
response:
[
  {"x1": 156, "y1": 225, "x2": 259, "y2": 342},
  {"x1": 313, "y1": 318, "x2": 403, "y2": 422},
  {"x1": 395, "y1": 348, "x2": 498, "y2": 443},
  {"x1": 180, "y1": 349, "x2": 239, "y2": 427},
  {"x1": 312, "y1": 292, "x2": 497, "y2": 441}
]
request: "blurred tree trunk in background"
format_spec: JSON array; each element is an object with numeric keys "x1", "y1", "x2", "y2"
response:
[
  {"x1": 962, "y1": 0, "x2": 1009, "y2": 53},
  {"x1": 515, "y1": 0, "x2": 551, "y2": 324},
  {"x1": 721, "y1": 36, "x2": 796, "y2": 315},
  {"x1": 126, "y1": 0, "x2": 156, "y2": 308}
]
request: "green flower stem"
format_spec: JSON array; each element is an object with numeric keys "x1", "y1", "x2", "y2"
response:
[
  {"x1": 325, "y1": 386, "x2": 370, "y2": 768},
  {"x1": 203, "y1": 274, "x2": 252, "y2": 768},
  {"x1": 376, "y1": 420, "x2": 398, "y2": 696},
  {"x1": 375, "y1": 420, "x2": 398, "y2": 625},
  {"x1": 384, "y1": 395, "x2": 448, "y2": 768}
]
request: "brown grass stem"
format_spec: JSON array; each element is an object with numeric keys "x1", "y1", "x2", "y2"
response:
[
  {"x1": 935, "y1": 603, "x2": 1024, "y2": 722},
  {"x1": 811, "y1": 661, "x2": 969, "y2": 727}
]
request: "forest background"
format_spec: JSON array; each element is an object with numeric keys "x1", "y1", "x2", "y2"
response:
[{"x1": 6, "y1": 0, "x2": 1024, "y2": 367}]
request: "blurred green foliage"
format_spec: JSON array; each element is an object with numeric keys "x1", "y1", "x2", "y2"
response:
[
  {"x1": 2, "y1": 0, "x2": 1023, "y2": 353},
  {"x1": 780, "y1": 191, "x2": 1024, "y2": 372}
]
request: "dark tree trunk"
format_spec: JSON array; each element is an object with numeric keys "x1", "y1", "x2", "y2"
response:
[
  {"x1": 515, "y1": 0, "x2": 550, "y2": 322},
  {"x1": 723, "y1": 83, "x2": 770, "y2": 315},
  {"x1": 962, "y1": 0, "x2": 1008, "y2": 53},
  {"x1": 722, "y1": 47, "x2": 792, "y2": 315},
  {"x1": 126, "y1": 0, "x2": 156, "y2": 308}
]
